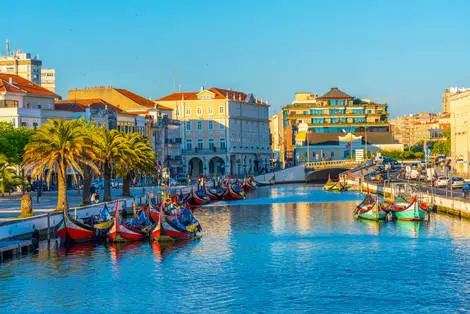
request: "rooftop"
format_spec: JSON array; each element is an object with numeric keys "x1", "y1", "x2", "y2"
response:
[
  {"x1": 55, "y1": 98, "x2": 122, "y2": 113},
  {"x1": 317, "y1": 87, "x2": 353, "y2": 100},
  {"x1": 0, "y1": 74, "x2": 57, "y2": 97}
]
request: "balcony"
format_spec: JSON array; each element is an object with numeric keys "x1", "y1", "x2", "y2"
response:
[
  {"x1": 165, "y1": 138, "x2": 182, "y2": 144},
  {"x1": 182, "y1": 147, "x2": 228, "y2": 154}
]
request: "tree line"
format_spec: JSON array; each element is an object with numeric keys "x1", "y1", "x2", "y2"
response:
[{"x1": 0, "y1": 119, "x2": 156, "y2": 211}]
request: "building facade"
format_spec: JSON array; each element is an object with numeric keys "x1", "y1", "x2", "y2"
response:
[
  {"x1": 282, "y1": 87, "x2": 393, "y2": 165},
  {"x1": 41, "y1": 68, "x2": 56, "y2": 92},
  {"x1": 66, "y1": 86, "x2": 182, "y2": 175},
  {"x1": 0, "y1": 74, "x2": 63, "y2": 128},
  {"x1": 442, "y1": 87, "x2": 470, "y2": 113},
  {"x1": 269, "y1": 112, "x2": 284, "y2": 168},
  {"x1": 156, "y1": 87, "x2": 271, "y2": 178},
  {"x1": 283, "y1": 88, "x2": 389, "y2": 135},
  {"x1": 390, "y1": 112, "x2": 450, "y2": 146},
  {"x1": 0, "y1": 42, "x2": 56, "y2": 92},
  {"x1": 450, "y1": 90, "x2": 470, "y2": 175}
]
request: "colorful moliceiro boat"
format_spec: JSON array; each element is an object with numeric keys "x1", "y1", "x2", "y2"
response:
[
  {"x1": 388, "y1": 196, "x2": 427, "y2": 221},
  {"x1": 57, "y1": 204, "x2": 113, "y2": 244},
  {"x1": 151, "y1": 197, "x2": 202, "y2": 241},
  {"x1": 242, "y1": 176, "x2": 256, "y2": 192},
  {"x1": 223, "y1": 178, "x2": 246, "y2": 200},
  {"x1": 323, "y1": 175, "x2": 344, "y2": 192},
  {"x1": 186, "y1": 187, "x2": 210, "y2": 206},
  {"x1": 353, "y1": 194, "x2": 387, "y2": 221},
  {"x1": 107, "y1": 202, "x2": 153, "y2": 242}
]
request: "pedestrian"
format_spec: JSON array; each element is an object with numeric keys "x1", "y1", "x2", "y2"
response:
[{"x1": 36, "y1": 187, "x2": 42, "y2": 204}]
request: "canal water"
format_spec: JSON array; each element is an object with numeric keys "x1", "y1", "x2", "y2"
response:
[{"x1": 1, "y1": 185, "x2": 470, "y2": 312}]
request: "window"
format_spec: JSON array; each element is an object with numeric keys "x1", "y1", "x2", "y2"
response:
[
  {"x1": 331, "y1": 151, "x2": 335, "y2": 158},
  {"x1": 311, "y1": 118, "x2": 325, "y2": 124},
  {"x1": 21, "y1": 122, "x2": 27, "y2": 127},
  {"x1": 209, "y1": 138, "x2": 215, "y2": 150},
  {"x1": 351, "y1": 109, "x2": 364, "y2": 114},
  {"x1": 33, "y1": 122, "x2": 38, "y2": 130},
  {"x1": 329, "y1": 100, "x2": 337, "y2": 106},
  {"x1": 197, "y1": 121, "x2": 202, "y2": 131},
  {"x1": 303, "y1": 111, "x2": 308, "y2": 115},
  {"x1": 220, "y1": 138, "x2": 226, "y2": 149},
  {"x1": 197, "y1": 139, "x2": 204, "y2": 150},
  {"x1": 310, "y1": 109, "x2": 323, "y2": 115},
  {"x1": 185, "y1": 107, "x2": 191, "y2": 115},
  {"x1": 186, "y1": 139, "x2": 192, "y2": 151},
  {"x1": 219, "y1": 106, "x2": 225, "y2": 114},
  {"x1": 197, "y1": 107, "x2": 202, "y2": 115},
  {"x1": 208, "y1": 106, "x2": 213, "y2": 114},
  {"x1": 337, "y1": 100, "x2": 345, "y2": 106},
  {"x1": 186, "y1": 121, "x2": 192, "y2": 131},
  {"x1": 208, "y1": 121, "x2": 213, "y2": 130}
]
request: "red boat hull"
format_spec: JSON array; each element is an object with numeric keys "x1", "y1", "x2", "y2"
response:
[
  {"x1": 186, "y1": 190, "x2": 210, "y2": 206},
  {"x1": 57, "y1": 210, "x2": 95, "y2": 243}
]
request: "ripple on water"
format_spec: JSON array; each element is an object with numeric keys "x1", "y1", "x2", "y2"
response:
[{"x1": 1, "y1": 185, "x2": 470, "y2": 312}]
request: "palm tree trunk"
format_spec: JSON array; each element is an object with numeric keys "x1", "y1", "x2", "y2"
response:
[
  {"x1": 104, "y1": 162, "x2": 112, "y2": 201},
  {"x1": 122, "y1": 173, "x2": 131, "y2": 196},
  {"x1": 57, "y1": 166, "x2": 68, "y2": 210},
  {"x1": 82, "y1": 165, "x2": 92, "y2": 205}
]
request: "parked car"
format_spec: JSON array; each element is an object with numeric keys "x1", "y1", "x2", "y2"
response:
[
  {"x1": 433, "y1": 176, "x2": 448, "y2": 187},
  {"x1": 449, "y1": 176, "x2": 464, "y2": 188},
  {"x1": 175, "y1": 174, "x2": 189, "y2": 184},
  {"x1": 462, "y1": 183, "x2": 470, "y2": 193}
]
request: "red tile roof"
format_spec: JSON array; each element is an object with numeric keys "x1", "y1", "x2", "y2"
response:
[
  {"x1": 115, "y1": 88, "x2": 156, "y2": 108},
  {"x1": 157, "y1": 87, "x2": 266, "y2": 104},
  {"x1": 0, "y1": 74, "x2": 58, "y2": 97},
  {"x1": 156, "y1": 92, "x2": 199, "y2": 101},
  {"x1": 55, "y1": 98, "x2": 122, "y2": 113},
  {"x1": 0, "y1": 79, "x2": 26, "y2": 94}
]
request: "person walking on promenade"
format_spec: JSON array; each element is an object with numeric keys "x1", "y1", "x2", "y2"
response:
[{"x1": 36, "y1": 187, "x2": 42, "y2": 204}]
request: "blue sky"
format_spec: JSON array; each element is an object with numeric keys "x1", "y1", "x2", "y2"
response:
[{"x1": 2, "y1": 0, "x2": 470, "y2": 116}]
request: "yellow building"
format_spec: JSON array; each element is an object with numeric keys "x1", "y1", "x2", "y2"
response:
[
  {"x1": 156, "y1": 87, "x2": 271, "y2": 177},
  {"x1": 450, "y1": 90, "x2": 470, "y2": 175},
  {"x1": 269, "y1": 112, "x2": 284, "y2": 168}
]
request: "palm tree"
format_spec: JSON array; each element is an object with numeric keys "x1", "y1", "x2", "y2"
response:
[
  {"x1": 0, "y1": 154, "x2": 22, "y2": 196},
  {"x1": 22, "y1": 119, "x2": 98, "y2": 210},
  {"x1": 92, "y1": 128, "x2": 129, "y2": 201},
  {"x1": 78, "y1": 122, "x2": 98, "y2": 205},
  {"x1": 117, "y1": 133, "x2": 156, "y2": 196}
]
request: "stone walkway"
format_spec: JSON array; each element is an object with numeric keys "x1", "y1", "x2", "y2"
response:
[{"x1": 0, "y1": 186, "x2": 162, "y2": 221}]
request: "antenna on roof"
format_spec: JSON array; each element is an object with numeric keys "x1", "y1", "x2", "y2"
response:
[{"x1": 5, "y1": 39, "x2": 9, "y2": 56}]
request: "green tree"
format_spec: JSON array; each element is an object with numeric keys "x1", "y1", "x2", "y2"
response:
[
  {"x1": 117, "y1": 133, "x2": 156, "y2": 196},
  {"x1": 0, "y1": 122, "x2": 33, "y2": 164},
  {"x1": 92, "y1": 128, "x2": 128, "y2": 201},
  {"x1": 0, "y1": 154, "x2": 23, "y2": 195},
  {"x1": 22, "y1": 119, "x2": 98, "y2": 210}
]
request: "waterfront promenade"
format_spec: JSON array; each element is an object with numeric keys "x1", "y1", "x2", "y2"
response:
[{"x1": 0, "y1": 187, "x2": 154, "y2": 221}]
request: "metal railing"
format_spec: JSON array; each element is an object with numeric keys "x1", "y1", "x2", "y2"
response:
[{"x1": 304, "y1": 160, "x2": 361, "y2": 169}]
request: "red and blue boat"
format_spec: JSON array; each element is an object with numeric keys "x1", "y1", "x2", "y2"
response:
[
  {"x1": 223, "y1": 178, "x2": 246, "y2": 200},
  {"x1": 57, "y1": 205, "x2": 113, "y2": 244}
]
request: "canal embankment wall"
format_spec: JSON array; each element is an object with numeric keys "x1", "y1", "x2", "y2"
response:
[{"x1": 254, "y1": 165, "x2": 306, "y2": 184}]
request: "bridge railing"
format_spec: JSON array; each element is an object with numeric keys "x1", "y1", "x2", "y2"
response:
[{"x1": 304, "y1": 160, "x2": 361, "y2": 169}]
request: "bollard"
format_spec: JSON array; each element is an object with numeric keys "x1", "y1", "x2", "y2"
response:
[{"x1": 47, "y1": 213, "x2": 51, "y2": 242}]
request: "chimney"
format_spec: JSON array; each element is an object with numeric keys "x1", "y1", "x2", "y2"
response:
[{"x1": 8, "y1": 77, "x2": 13, "y2": 85}]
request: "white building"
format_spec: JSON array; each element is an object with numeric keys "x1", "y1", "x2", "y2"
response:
[
  {"x1": 0, "y1": 73, "x2": 65, "y2": 128},
  {"x1": 41, "y1": 68, "x2": 56, "y2": 92},
  {"x1": 0, "y1": 41, "x2": 56, "y2": 92},
  {"x1": 156, "y1": 87, "x2": 271, "y2": 177}
]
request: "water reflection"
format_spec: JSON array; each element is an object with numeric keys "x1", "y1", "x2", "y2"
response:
[{"x1": 1, "y1": 185, "x2": 470, "y2": 313}]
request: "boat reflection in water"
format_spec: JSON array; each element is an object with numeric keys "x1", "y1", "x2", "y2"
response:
[
  {"x1": 395, "y1": 220, "x2": 428, "y2": 238},
  {"x1": 357, "y1": 218, "x2": 386, "y2": 235},
  {"x1": 108, "y1": 241, "x2": 147, "y2": 264},
  {"x1": 150, "y1": 239, "x2": 199, "y2": 263}
]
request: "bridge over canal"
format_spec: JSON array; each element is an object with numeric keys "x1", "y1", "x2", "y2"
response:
[{"x1": 254, "y1": 160, "x2": 363, "y2": 184}]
